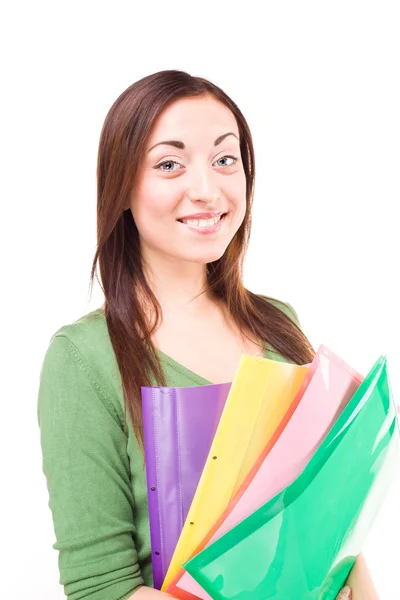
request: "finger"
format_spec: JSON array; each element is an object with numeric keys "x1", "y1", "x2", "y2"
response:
[{"x1": 337, "y1": 585, "x2": 352, "y2": 598}]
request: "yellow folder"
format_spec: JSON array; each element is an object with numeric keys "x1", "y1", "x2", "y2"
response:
[{"x1": 161, "y1": 354, "x2": 309, "y2": 590}]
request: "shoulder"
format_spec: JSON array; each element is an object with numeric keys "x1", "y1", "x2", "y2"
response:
[
  {"x1": 45, "y1": 307, "x2": 115, "y2": 370},
  {"x1": 39, "y1": 308, "x2": 123, "y2": 413},
  {"x1": 49, "y1": 307, "x2": 109, "y2": 354},
  {"x1": 256, "y1": 294, "x2": 301, "y2": 328}
]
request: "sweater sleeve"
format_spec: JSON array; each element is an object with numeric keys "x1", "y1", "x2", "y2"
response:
[{"x1": 37, "y1": 333, "x2": 144, "y2": 600}]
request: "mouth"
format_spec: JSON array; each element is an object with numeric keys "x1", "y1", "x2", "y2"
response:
[{"x1": 177, "y1": 212, "x2": 227, "y2": 229}]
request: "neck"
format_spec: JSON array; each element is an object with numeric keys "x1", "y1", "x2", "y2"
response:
[{"x1": 142, "y1": 251, "x2": 215, "y2": 315}]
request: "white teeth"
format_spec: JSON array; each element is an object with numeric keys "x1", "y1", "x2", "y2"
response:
[{"x1": 182, "y1": 215, "x2": 222, "y2": 228}]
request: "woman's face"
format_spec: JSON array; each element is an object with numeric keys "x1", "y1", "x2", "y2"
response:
[{"x1": 128, "y1": 94, "x2": 247, "y2": 267}]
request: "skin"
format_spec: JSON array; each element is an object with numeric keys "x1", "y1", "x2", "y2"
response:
[
  {"x1": 126, "y1": 93, "x2": 247, "y2": 314},
  {"x1": 121, "y1": 94, "x2": 379, "y2": 599}
]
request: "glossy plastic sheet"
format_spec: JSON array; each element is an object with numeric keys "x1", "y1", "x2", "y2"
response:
[
  {"x1": 184, "y1": 355, "x2": 399, "y2": 600},
  {"x1": 142, "y1": 383, "x2": 231, "y2": 589},
  {"x1": 169, "y1": 345, "x2": 363, "y2": 600},
  {"x1": 161, "y1": 355, "x2": 309, "y2": 590}
]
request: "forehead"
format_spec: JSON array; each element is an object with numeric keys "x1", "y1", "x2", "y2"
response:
[{"x1": 148, "y1": 95, "x2": 239, "y2": 144}]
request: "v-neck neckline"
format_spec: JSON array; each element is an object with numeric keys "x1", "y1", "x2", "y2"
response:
[
  {"x1": 92, "y1": 307, "x2": 275, "y2": 385},
  {"x1": 157, "y1": 343, "x2": 271, "y2": 386},
  {"x1": 156, "y1": 348, "x2": 215, "y2": 385}
]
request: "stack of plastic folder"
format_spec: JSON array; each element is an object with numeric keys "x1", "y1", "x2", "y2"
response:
[{"x1": 141, "y1": 345, "x2": 399, "y2": 600}]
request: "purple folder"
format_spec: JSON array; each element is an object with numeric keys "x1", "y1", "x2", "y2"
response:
[{"x1": 142, "y1": 383, "x2": 231, "y2": 589}]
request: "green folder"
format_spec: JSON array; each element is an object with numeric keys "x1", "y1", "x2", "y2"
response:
[{"x1": 184, "y1": 356, "x2": 399, "y2": 600}]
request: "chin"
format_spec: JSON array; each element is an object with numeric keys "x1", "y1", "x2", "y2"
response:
[{"x1": 183, "y1": 249, "x2": 227, "y2": 264}]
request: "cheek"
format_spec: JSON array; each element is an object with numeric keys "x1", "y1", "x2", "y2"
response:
[
  {"x1": 132, "y1": 178, "x2": 177, "y2": 224},
  {"x1": 234, "y1": 202, "x2": 247, "y2": 231},
  {"x1": 228, "y1": 173, "x2": 247, "y2": 214}
]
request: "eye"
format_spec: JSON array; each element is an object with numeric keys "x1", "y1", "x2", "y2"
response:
[
  {"x1": 154, "y1": 160, "x2": 182, "y2": 172},
  {"x1": 154, "y1": 154, "x2": 239, "y2": 173},
  {"x1": 214, "y1": 155, "x2": 239, "y2": 168}
]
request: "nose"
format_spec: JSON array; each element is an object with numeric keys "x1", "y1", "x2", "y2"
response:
[{"x1": 185, "y1": 165, "x2": 221, "y2": 204}]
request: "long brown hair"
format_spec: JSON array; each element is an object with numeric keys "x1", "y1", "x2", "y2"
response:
[{"x1": 89, "y1": 70, "x2": 315, "y2": 449}]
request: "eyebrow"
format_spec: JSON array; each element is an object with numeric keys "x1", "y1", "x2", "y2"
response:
[{"x1": 147, "y1": 132, "x2": 239, "y2": 153}]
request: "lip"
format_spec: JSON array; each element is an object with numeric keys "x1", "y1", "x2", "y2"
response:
[{"x1": 177, "y1": 211, "x2": 225, "y2": 221}]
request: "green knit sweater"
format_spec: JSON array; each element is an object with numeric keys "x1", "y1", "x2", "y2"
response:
[{"x1": 37, "y1": 299, "x2": 300, "y2": 600}]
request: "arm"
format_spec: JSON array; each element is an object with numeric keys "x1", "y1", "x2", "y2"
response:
[
  {"x1": 128, "y1": 588, "x2": 176, "y2": 599},
  {"x1": 37, "y1": 334, "x2": 144, "y2": 600},
  {"x1": 344, "y1": 553, "x2": 380, "y2": 600},
  {"x1": 129, "y1": 555, "x2": 380, "y2": 600}
]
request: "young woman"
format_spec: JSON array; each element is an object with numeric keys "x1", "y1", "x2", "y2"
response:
[{"x1": 37, "y1": 70, "x2": 379, "y2": 600}]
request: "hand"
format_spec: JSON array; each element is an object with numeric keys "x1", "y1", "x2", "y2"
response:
[{"x1": 336, "y1": 585, "x2": 352, "y2": 599}]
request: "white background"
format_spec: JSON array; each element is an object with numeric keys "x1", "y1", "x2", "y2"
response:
[{"x1": 1, "y1": 1, "x2": 399, "y2": 598}]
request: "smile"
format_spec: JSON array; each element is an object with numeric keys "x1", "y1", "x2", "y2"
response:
[{"x1": 177, "y1": 213, "x2": 227, "y2": 234}]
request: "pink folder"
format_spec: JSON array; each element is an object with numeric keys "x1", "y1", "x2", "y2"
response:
[{"x1": 169, "y1": 345, "x2": 363, "y2": 600}]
